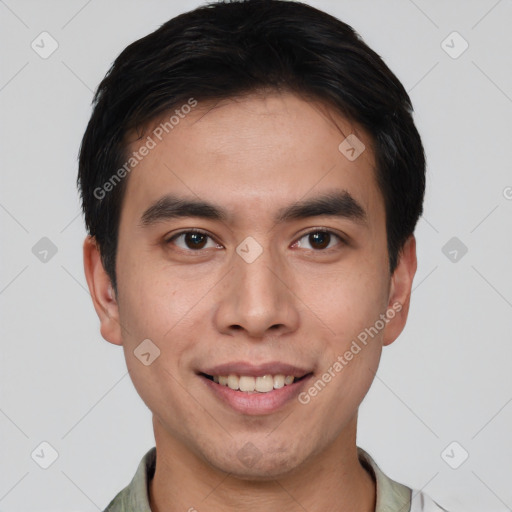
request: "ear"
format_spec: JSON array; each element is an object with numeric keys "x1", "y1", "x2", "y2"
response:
[
  {"x1": 83, "y1": 235, "x2": 123, "y2": 346},
  {"x1": 382, "y1": 234, "x2": 418, "y2": 347}
]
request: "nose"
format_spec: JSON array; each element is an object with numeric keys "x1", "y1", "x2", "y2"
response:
[{"x1": 214, "y1": 239, "x2": 300, "y2": 340}]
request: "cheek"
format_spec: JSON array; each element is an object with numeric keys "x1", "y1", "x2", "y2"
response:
[
  {"x1": 117, "y1": 254, "x2": 208, "y2": 344},
  {"x1": 294, "y1": 260, "x2": 389, "y2": 336},
  {"x1": 296, "y1": 260, "x2": 389, "y2": 405},
  {"x1": 118, "y1": 274, "x2": 206, "y2": 408},
  {"x1": 116, "y1": 261, "x2": 215, "y2": 402}
]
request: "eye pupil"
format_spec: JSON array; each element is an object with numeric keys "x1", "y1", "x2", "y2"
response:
[
  {"x1": 310, "y1": 232, "x2": 330, "y2": 249},
  {"x1": 186, "y1": 232, "x2": 207, "y2": 249}
]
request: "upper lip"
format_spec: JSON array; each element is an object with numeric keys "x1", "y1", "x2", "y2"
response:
[{"x1": 199, "y1": 361, "x2": 313, "y2": 378}]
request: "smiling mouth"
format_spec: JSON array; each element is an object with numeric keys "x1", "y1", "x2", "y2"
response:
[{"x1": 200, "y1": 372, "x2": 313, "y2": 393}]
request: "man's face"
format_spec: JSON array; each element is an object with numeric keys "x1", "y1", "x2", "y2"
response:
[{"x1": 92, "y1": 92, "x2": 413, "y2": 478}]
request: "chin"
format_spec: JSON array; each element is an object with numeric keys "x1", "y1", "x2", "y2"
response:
[
  {"x1": 206, "y1": 447, "x2": 306, "y2": 480},
  {"x1": 229, "y1": 461, "x2": 300, "y2": 481}
]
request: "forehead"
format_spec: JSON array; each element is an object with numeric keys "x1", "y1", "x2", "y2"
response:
[{"x1": 119, "y1": 92, "x2": 382, "y2": 229}]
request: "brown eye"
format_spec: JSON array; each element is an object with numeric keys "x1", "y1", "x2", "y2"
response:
[
  {"x1": 295, "y1": 230, "x2": 343, "y2": 251},
  {"x1": 183, "y1": 232, "x2": 208, "y2": 249},
  {"x1": 166, "y1": 230, "x2": 220, "y2": 251},
  {"x1": 309, "y1": 231, "x2": 330, "y2": 249}
]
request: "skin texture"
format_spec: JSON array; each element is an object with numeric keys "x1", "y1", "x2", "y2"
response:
[{"x1": 83, "y1": 91, "x2": 417, "y2": 512}]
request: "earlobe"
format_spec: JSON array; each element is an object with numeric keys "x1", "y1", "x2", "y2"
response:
[
  {"x1": 382, "y1": 235, "x2": 418, "y2": 347},
  {"x1": 82, "y1": 235, "x2": 123, "y2": 346}
]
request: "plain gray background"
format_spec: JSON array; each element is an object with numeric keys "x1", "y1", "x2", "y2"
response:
[{"x1": 1, "y1": 0, "x2": 511, "y2": 511}]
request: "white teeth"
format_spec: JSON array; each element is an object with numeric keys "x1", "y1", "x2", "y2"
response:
[
  {"x1": 273, "y1": 374, "x2": 285, "y2": 389},
  {"x1": 239, "y1": 375, "x2": 255, "y2": 391},
  {"x1": 255, "y1": 375, "x2": 274, "y2": 392},
  {"x1": 284, "y1": 375, "x2": 294, "y2": 385},
  {"x1": 210, "y1": 373, "x2": 298, "y2": 392},
  {"x1": 227, "y1": 374, "x2": 239, "y2": 390}
]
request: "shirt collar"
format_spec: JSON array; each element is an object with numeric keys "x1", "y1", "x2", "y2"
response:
[{"x1": 357, "y1": 446, "x2": 412, "y2": 512}]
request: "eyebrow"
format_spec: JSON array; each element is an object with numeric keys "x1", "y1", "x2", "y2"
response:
[{"x1": 139, "y1": 190, "x2": 367, "y2": 228}]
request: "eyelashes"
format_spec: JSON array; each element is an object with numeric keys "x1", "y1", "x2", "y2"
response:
[
  {"x1": 165, "y1": 228, "x2": 346, "y2": 253},
  {"x1": 292, "y1": 229, "x2": 345, "y2": 251},
  {"x1": 165, "y1": 229, "x2": 221, "y2": 251}
]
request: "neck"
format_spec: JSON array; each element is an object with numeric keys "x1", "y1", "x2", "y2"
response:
[{"x1": 148, "y1": 415, "x2": 376, "y2": 512}]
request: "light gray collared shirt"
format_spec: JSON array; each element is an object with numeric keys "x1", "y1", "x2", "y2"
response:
[{"x1": 103, "y1": 446, "x2": 449, "y2": 511}]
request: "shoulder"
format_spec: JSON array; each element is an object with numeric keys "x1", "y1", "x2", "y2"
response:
[
  {"x1": 102, "y1": 447, "x2": 156, "y2": 512},
  {"x1": 357, "y1": 446, "x2": 452, "y2": 512}
]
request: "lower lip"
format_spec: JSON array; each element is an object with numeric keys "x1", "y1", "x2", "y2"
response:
[{"x1": 199, "y1": 374, "x2": 313, "y2": 415}]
